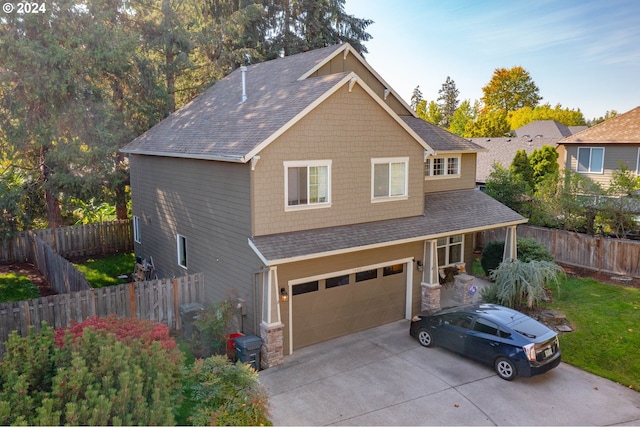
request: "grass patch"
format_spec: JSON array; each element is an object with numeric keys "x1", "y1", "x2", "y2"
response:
[
  {"x1": 546, "y1": 276, "x2": 640, "y2": 391},
  {"x1": 0, "y1": 273, "x2": 41, "y2": 302},
  {"x1": 73, "y1": 253, "x2": 136, "y2": 288}
]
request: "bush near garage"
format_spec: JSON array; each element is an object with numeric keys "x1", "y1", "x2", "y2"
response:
[{"x1": 480, "y1": 237, "x2": 554, "y2": 277}]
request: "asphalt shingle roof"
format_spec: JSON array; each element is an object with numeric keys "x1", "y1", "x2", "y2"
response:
[
  {"x1": 560, "y1": 106, "x2": 640, "y2": 143},
  {"x1": 401, "y1": 117, "x2": 484, "y2": 152},
  {"x1": 250, "y1": 189, "x2": 526, "y2": 264}
]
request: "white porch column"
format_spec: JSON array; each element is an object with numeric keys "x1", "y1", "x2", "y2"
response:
[
  {"x1": 421, "y1": 240, "x2": 442, "y2": 313},
  {"x1": 260, "y1": 266, "x2": 284, "y2": 368},
  {"x1": 503, "y1": 226, "x2": 518, "y2": 261}
]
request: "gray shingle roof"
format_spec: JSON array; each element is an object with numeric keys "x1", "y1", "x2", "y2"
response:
[
  {"x1": 249, "y1": 189, "x2": 526, "y2": 264},
  {"x1": 560, "y1": 106, "x2": 640, "y2": 143},
  {"x1": 121, "y1": 43, "x2": 484, "y2": 161},
  {"x1": 514, "y1": 120, "x2": 586, "y2": 139},
  {"x1": 402, "y1": 117, "x2": 485, "y2": 152}
]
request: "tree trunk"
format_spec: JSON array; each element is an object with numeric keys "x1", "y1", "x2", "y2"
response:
[{"x1": 40, "y1": 145, "x2": 63, "y2": 228}]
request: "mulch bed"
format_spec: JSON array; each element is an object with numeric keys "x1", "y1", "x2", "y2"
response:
[
  {"x1": 558, "y1": 263, "x2": 640, "y2": 289},
  {"x1": 0, "y1": 262, "x2": 58, "y2": 297}
]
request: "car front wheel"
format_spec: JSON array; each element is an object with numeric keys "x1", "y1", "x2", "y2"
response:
[
  {"x1": 495, "y1": 357, "x2": 517, "y2": 380},
  {"x1": 417, "y1": 328, "x2": 434, "y2": 347}
]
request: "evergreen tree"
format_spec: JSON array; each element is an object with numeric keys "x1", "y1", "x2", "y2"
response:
[
  {"x1": 410, "y1": 85, "x2": 423, "y2": 111},
  {"x1": 510, "y1": 149, "x2": 535, "y2": 190},
  {"x1": 437, "y1": 76, "x2": 459, "y2": 128}
]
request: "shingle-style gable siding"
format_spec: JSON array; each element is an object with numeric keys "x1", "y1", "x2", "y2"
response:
[
  {"x1": 252, "y1": 83, "x2": 424, "y2": 236},
  {"x1": 130, "y1": 155, "x2": 260, "y2": 329}
]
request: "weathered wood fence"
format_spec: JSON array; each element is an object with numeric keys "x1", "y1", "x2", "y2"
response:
[
  {"x1": 1, "y1": 220, "x2": 134, "y2": 263},
  {"x1": 0, "y1": 273, "x2": 205, "y2": 356},
  {"x1": 0, "y1": 221, "x2": 206, "y2": 358},
  {"x1": 484, "y1": 225, "x2": 640, "y2": 278}
]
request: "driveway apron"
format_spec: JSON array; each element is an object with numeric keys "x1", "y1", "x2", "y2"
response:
[{"x1": 258, "y1": 320, "x2": 640, "y2": 426}]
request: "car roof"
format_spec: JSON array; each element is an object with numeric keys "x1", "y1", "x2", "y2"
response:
[{"x1": 433, "y1": 303, "x2": 526, "y2": 325}]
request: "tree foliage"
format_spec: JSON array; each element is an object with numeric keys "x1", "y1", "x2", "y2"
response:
[
  {"x1": 410, "y1": 85, "x2": 423, "y2": 111},
  {"x1": 448, "y1": 99, "x2": 477, "y2": 136},
  {"x1": 416, "y1": 100, "x2": 442, "y2": 125},
  {"x1": 507, "y1": 103, "x2": 586, "y2": 129},
  {"x1": 463, "y1": 109, "x2": 510, "y2": 137},
  {"x1": 437, "y1": 76, "x2": 459, "y2": 128},
  {"x1": 481, "y1": 66, "x2": 542, "y2": 114}
]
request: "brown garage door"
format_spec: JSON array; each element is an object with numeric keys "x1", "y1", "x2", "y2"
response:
[{"x1": 292, "y1": 263, "x2": 406, "y2": 349}]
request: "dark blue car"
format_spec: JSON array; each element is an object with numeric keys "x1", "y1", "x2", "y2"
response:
[{"x1": 410, "y1": 303, "x2": 561, "y2": 380}]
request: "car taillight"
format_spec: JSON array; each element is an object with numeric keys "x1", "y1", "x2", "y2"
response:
[{"x1": 523, "y1": 343, "x2": 536, "y2": 361}]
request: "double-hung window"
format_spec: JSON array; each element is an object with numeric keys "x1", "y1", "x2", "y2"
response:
[
  {"x1": 425, "y1": 155, "x2": 460, "y2": 178},
  {"x1": 437, "y1": 235, "x2": 463, "y2": 267},
  {"x1": 577, "y1": 147, "x2": 604, "y2": 174},
  {"x1": 285, "y1": 160, "x2": 331, "y2": 209},
  {"x1": 372, "y1": 157, "x2": 408, "y2": 200}
]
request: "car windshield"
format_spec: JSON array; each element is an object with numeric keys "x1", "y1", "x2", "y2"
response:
[{"x1": 511, "y1": 316, "x2": 550, "y2": 339}]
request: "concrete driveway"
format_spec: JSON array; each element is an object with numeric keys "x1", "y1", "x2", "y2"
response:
[{"x1": 258, "y1": 320, "x2": 640, "y2": 426}]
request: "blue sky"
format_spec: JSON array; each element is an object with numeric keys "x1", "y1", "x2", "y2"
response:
[{"x1": 344, "y1": 0, "x2": 640, "y2": 121}]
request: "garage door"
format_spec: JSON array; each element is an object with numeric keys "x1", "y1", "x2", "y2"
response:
[{"x1": 291, "y1": 262, "x2": 406, "y2": 349}]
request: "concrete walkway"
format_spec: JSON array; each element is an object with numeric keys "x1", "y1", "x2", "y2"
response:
[{"x1": 259, "y1": 320, "x2": 640, "y2": 426}]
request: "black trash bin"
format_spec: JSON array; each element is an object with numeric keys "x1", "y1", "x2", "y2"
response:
[
  {"x1": 179, "y1": 302, "x2": 204, "y2": 340},
  {"x1": 234, "y1": 335, "x2": 262, "y2": 371}
]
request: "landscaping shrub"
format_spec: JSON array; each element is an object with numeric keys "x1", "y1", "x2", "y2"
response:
[
  {"x1": 483, "y1": 259, "x2": 564, "y2": 309},
  {"x1": 192, "y1": 299, "x2": 236, "y2": 356},
  {"x1": 0, "y1": 317, "x2": 184, "y2": 425},
  {"x1": 480, "y1": 237, "x2": 554, "y2": 276},
  {"x1": 184, "y1": 355, "x2": 271, "y2": 426}
]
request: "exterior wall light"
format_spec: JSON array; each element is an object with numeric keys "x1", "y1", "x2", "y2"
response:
[{"x1": 280, "y1": 287, "x2": 289, "y2": 302}]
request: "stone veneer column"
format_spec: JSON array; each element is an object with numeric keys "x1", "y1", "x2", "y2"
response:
[
  {"x1": 453, "y1": 273, "x2": 476, "y2": 305},
  {"x1": 259, "y1": 322, "x2": 284, "y2": 369},
  {"x1": 421, "y1": 282, "x2": 442, "y2": 313}
]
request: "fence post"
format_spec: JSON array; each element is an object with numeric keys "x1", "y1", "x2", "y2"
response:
[
  {"x1": 173, "y1": 278, "x2": 180, "y2": 330},
  {"x1": 129, "y1": 282, "x2": 136, "y2": 320}
]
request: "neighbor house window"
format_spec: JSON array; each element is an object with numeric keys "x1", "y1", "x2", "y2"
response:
[
  {"x1": 133, "y1": 215, "x2": 141, "y2": 244},
  {"x1": 636, "y1": 148, "x2": 640, "y2": 175},
  {"x1": 577, "y1": 147, "x2": 604, "y2": 173},
  {"x1": 425, "y1": 155, "x2": 460, "y2": 178},
  {"x1": 285, "y1": 160, "x2": 331, "y2": 209},
  {"x1": 372, "y1": 157, "x2": 408, "y2": 199},
  {"x1": 177, "y1": 234, "x2": 187, "y2": 269},
  {"x1": 437, "y1": 235, "x2": 463, "y2": 267}
]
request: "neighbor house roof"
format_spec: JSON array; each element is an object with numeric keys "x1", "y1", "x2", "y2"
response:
[
  {"x1": 560, "y1": 106, "x2": 640, "y2": 143},
  {"x1": 121, "y1": 43, "x2": 483, "y2": 162},
  {"x1": 249, "y1": 189, "x2": 527, "y2": 265}
]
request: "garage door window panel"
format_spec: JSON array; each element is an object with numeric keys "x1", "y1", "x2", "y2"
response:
[
  {"x1": 383, "y1": 264, "x2": 404, "y2": 276},
  {"x1": 326, "y1": 275, "x2": 350, "y2": 289},
  {"x1": 292, "y1": 281, "x2": 319, "y2": 295},
  {"x1": 356, "y1": 269, "x2": 378, "y2": 282}
]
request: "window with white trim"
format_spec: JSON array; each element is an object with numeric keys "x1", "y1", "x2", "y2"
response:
[
  {"x1": 636, "y1": 148, "x2": 640, "y2": 175},
  {"x1": 425, "y1": 155, "x2": 460, "y2": 178},
  {"x1": 576, "y1": 147, "x2": 604, "y2": 174},
  {"x1": 285, "y1": 160, "x2": 331, "y2": 208},
  {"x1": 372, "y1": 157, "x2": 408, "y2": 199},
  {"x1": 437, "y1": 235, "x2": 463, "y2": 267},
  {"x1": 177, "y1": 234, "x2": 187, "y2": 269},
  {"x1": 133, "y1": 215, "x2": 141, "y2": 244}
]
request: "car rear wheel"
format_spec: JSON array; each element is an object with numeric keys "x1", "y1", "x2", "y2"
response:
[
  {"x1": 417, "y1": 328, "x2": 434, "y2": 347},
  {"x1": 495, "y1": 357, "x2": 516, "y2": 381}
]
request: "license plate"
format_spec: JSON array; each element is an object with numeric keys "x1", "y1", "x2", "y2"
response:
[{"x1": 544, "y1": 348, "x2": 553, "y2": 358}]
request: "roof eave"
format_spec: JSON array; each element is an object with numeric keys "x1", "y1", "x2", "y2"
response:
[{"x1": 119, "y1": 148, "x2": 245, "y2": 163}]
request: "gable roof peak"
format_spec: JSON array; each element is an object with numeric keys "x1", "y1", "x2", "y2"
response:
[{"x1": 559, "y1": 106, "x2": 640, "y2": 143}]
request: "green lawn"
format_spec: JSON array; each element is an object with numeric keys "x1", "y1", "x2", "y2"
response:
[
  {"x1": 73, "y1": 253, "x2": 136, "y2": 288},
  {"x1": 0, "y1": 272, "x2": 41, "y2": 303},
  {"x1": 546, "y1": 277, "x2": 640, "y2": 391}
]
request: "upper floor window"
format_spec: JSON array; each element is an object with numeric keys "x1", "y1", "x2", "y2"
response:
[
  {"x1": 577, "y1": 147, "x2": 604, "y2": 174},
  {"x1": 285, "y1": 160, "x2": 331, "y2": 209},
  {"x1": 425, "y1": 155, "x2": 460, "y2": 178},
  {"x1": 372, "y1": 157, "x2": 408, "y2": 200},
  {"x1": 133, "y1": 215, "x2": 141, "y2": 244},
  {"x1": 437, "y1": 234, "x2": 463, "y2": 267}
]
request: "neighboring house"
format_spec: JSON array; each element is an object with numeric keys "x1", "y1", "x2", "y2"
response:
[
  {"x1": 473, "y1": 120, "x2": 587, "y2": 188},
  {"x1": 557, "y1": 106, "x2": 640, "y2": 189},
  {"x1": 121, "y1": 43, "x2": 526, "y2": 368}
]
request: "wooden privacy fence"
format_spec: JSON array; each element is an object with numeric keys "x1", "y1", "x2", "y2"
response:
[
  {"x1": 483, "y1": 225, "x2": 640, "y2": 278},
  {"x1": 0, "y1": 273, "x2": 205, "y2": 357},
  {"x1": 1, "y1": 220, "x2": 133, "y2": 263}
]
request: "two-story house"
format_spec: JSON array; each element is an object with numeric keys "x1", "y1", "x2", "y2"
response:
[
  {"x1": 121, "y1": 43, "x2": 526, "y2": 368},
  {"x1": 557, "y1": 106, "x2": 640, "y2": 189}
]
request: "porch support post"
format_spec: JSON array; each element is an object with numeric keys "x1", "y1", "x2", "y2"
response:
[
  {"x1": 503, "y1": 226, "x2": 518, "y2": 261},
  {"x1": 421, "y1": 240, "x2": 441, "y2": 313},
  {"x1": 259, "y1": 266, "x2": 284, "y2": 368}
]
